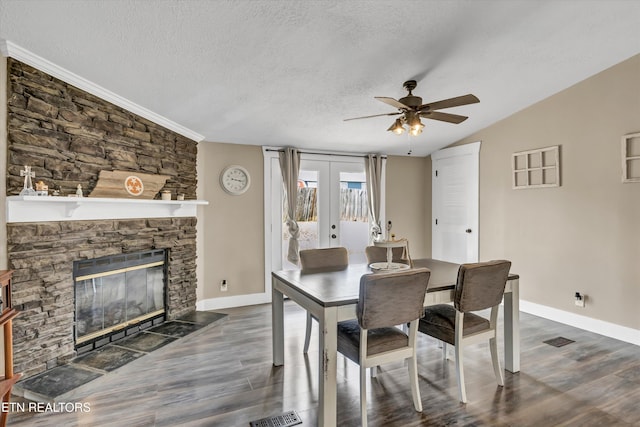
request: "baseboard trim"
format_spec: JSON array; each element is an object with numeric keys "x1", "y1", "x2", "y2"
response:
[
  {"x1": 197, "y1": 292, "x2": 270, "y2": 311},
  {"x1": 195, "y1": 294, "x2": 639, "y2": 346},
  {"x1": 520, "y1": 300, "x2": 639, "y2": 346}
]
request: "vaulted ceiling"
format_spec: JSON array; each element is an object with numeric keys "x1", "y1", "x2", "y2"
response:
[{"x1": 1, "y1": 1, "x2": 639, "y2": 156}]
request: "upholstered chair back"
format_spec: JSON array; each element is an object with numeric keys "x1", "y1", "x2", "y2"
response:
[
  {"x1": 299, "y1": 247, "x2": 349, "y2": 273},
  {"x1": 454, "y1": 260, "x2": 511, "y2": 313},
  {"x1": 357, "y1": 268, "x2": 430, "y2": 330}
]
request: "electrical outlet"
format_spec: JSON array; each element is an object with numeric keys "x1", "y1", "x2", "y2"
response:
[
  {"x1": 574, "y1": 292, "x2": 585, "y2": 307},
  {"x1": 220, "y1": 279, "x2": 228, "y2": 292}
]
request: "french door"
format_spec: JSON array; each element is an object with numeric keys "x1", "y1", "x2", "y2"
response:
[
  {"x1": 280, "y1": 158, "x2": 369, "y2": 269},
  {"x1": 266, "y1": 151, "x2": 376, "y2": 273}
]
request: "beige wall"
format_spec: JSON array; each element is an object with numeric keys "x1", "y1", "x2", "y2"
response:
[
  {"x1": 196, "y1": 147, "x2": 431, "y2": 302},
  {"x1": 385, "y1": 155, "x2": 431, "y2": 259},
  {"x1": 454, "y1": 54, "x2": 640, "y2": 330},
  {"x1": 198, "y1": 142, "x2": 265, "y2": 299}
]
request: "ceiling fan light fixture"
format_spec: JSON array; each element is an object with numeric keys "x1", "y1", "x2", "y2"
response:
[
  {"x1": 344, "y1": 80, "x2": 479, "y2": 138},
  {"x1": 407, "y1": 114, "x2": 423, "y2": 129},
  {"x1": 388, "y1": 118, "x2": 405, "y2": 135},
  {"x1": 406, "y1": 113, "x2": 424, "y2": 136},
  {"x1": 409, "y1": 126, "x2": 423, "y2": 136}
]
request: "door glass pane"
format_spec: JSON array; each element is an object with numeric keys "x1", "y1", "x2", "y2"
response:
[
  {"x1": 280, "y1": 161, "x2": 371, "y2": 269},
  {"x1": 126, "y1": 269, "x2": 147, "y2": 320},
  {"x1": 75, "y1": 277, "x2": 104, "y2": 339},
  {"x1": 282, "y1": 170, "x2": 319, "y2": 269},
  {"x1": 102, "y1": 273, "x2": 126, "y2": 328},
  {"x1": 147, "y1": 265, "x2": 165, "y2": 312},
  {"x1": 339, "y1": 171, "x2": 368, "y2": 264}
]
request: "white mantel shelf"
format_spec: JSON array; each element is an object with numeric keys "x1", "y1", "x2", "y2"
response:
[{"x1": 6, "y1": 196, "x2": 209, "y2": 223}]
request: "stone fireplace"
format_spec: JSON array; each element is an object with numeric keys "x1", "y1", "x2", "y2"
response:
[
  {"x1": 4, "y1": 58, "x2": 202, "y2": 379},
  {"x1": 7, "y1": 215, "x2": 198, "y2": 379}
]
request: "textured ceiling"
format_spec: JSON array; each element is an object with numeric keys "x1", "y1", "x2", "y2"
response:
[{"x1": 1, "y1": 0, "x2": 639, "y2": 156}]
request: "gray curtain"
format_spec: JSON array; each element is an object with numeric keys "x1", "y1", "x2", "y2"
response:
[
  {"x1": 279, "y1": 147, "x2": 301, "y2": 263},
  {"x1": 364, "y1": 154, "x2": 383, "y2": 242}
]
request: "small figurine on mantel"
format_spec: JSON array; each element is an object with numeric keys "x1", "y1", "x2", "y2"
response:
[
  {"x1": 35, "y1": 180, "x2": 48, "y2": 196},
  {"x1": 19, "y1": 165, "x2": 37, "y2": 196},
  {"x1": 76, "y1": 184, "x2": 84, "y2": 197}
]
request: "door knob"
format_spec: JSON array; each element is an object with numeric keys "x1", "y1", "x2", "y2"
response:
[
  {"x1": 331, "y1": 224, "x2": 336, "y2": 229},
  {"x1": 465, "y1": 229, "x2": 472, "y2": 233},
  {"x1": 331, "y1": 234, "x2": 337, "y2": 239}
]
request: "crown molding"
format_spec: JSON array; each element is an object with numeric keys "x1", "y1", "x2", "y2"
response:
[{"x1": 0, "y1": 40, "x2": 205, "y2": 142}]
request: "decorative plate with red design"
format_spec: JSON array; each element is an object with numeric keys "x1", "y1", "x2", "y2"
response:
[{"x1": 124, "y1": 175, "x2": 144, "y2": 196}]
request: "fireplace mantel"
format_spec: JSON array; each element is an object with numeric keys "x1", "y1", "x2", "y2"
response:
[{"x1": 6, "y1": 196, "x2": 208, "y2": 223}]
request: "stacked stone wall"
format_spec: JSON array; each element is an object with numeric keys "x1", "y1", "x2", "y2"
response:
[
  {"x1": 6, "y1": 58, "x2": 197, "y2": 197},
  {"x1": 4, "y1": 59, "x2": 200, "y2": 379}
]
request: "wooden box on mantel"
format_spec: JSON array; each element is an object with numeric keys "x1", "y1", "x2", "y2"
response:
[{"x1": 89, "y1": 170, "x2": 170, "y2": 199}]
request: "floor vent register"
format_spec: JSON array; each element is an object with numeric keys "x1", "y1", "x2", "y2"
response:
[
  {"x1": 250, "y1": 410, "x2": 302, "y2": 427},
  {"x1": 543, "y1": 336, "x2": 575, "y2": 347}
]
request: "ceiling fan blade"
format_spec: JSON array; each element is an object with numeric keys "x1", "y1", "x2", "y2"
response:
[
  {"x1": 420, "y1": 111, "x2": 468, "y2": 124},
  {"x1": 343, "y1": 112, "x2": 401, "y2": 121},
  {"x1": 374, "y1": 96, "x2": 409, "y2": 110},
  {"x1": 418, "y1": 94, "x2": 479, "y2": 111}
]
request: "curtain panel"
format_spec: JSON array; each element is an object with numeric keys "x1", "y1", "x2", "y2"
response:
[
  {"x1": 279, "y1": 147, "x2": 301, "y2": 263},
  {"x1": 364, "y1": 154, "x2": 383, "y2": 243}
]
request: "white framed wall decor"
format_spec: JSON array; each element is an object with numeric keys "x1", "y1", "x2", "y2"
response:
[
  {"x1": 512, "y1": 145, "x2": 560, "y2": 189},
  {"x1": 621, "y1": 132, "x2": 640, "y2": 183}
]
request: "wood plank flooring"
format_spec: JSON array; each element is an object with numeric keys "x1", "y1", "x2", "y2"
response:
[{"x1": 7, "y1": 301, "x2": 640, "y2": 426}]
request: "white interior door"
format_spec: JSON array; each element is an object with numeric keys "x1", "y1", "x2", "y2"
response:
[{"x1": 432, "y1": 142, "x2": 480, "y2": 264}]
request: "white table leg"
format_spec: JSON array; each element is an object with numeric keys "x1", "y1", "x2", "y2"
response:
[
  {"x1": 272, "y1": 277, "x2": 284, "y2": 366},
  {"x1": 503, "y1": 278, "x2": 520, "y2": 373},
  {"x1": 318, "y1": 306, "x2": 338, "y2": 427}
]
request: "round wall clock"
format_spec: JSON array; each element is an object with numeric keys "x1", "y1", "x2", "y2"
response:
[{"x1": 220, "y1": 165, "x2": 251, "y2": 195}]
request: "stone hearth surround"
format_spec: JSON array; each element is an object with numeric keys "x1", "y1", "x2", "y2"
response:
[
  {"x1": 7, "y1": 217, "x2": 198, "y2": 379},
  {"x1": 5, "y1": 58, "x2": 202, "y2": 379}
]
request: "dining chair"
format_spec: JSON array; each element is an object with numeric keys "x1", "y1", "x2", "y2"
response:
[
  {"x1": 417, "y1": 260, "x2": 511, "y2": 403},
  {"x1": 299, "y1": 247, "x2": 349, "y2": 353},
  {"x1": 336, "y1": 268, "x2": 431, "y2": 427}
]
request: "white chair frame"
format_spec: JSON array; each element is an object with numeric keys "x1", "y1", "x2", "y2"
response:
[
  {"x1": 355, "y1": 319, "x2": 422, "y2": 427},
  {"x1": 441, "y1": 304, "x2": 503, "y2": 403}
]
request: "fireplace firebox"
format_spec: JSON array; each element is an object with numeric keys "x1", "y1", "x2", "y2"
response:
[{"x1": 73, "y1": 249, "x2": 167, "y2": 354}]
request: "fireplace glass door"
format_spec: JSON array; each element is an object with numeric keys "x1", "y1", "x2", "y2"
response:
[{"x1": 74, "y1": 250, "x2": 166, "y2": 345}]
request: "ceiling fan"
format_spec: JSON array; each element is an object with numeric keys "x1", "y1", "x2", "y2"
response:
[{"x1": 344, "y1": 80, "x2": 479, "y2": 136}]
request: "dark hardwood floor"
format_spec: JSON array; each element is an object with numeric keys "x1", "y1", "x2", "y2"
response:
[{"x1": 8, "y1": 301, "x2": 640, "y2": 426}]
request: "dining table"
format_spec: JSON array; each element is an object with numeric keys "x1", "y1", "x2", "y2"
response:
[{"x1": 271, "y1": 258, "x2": 520, "y2": 427}]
